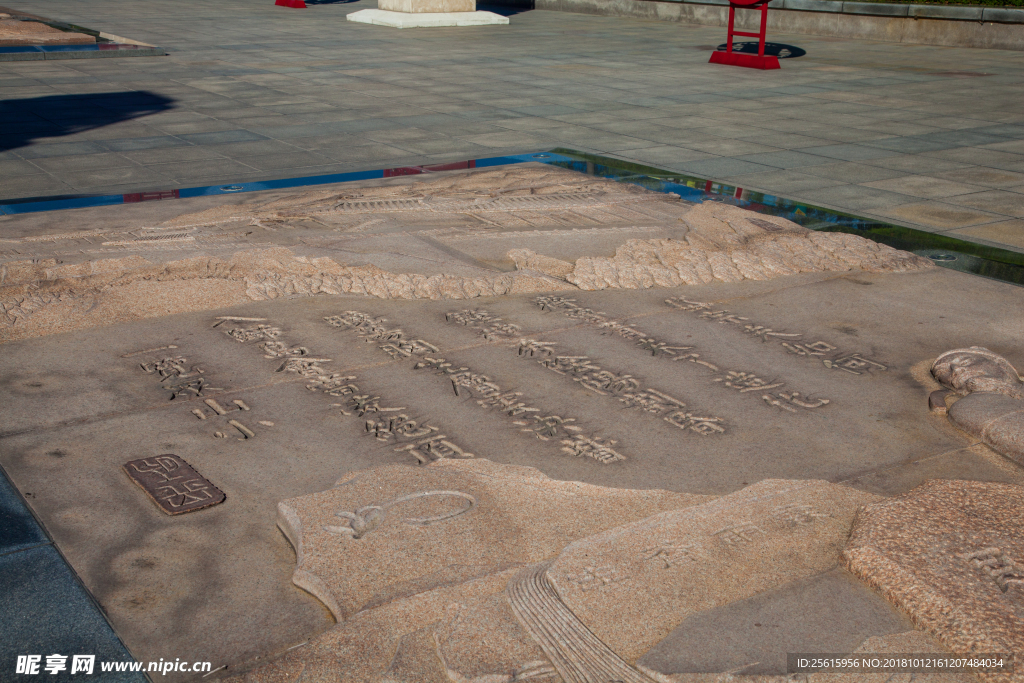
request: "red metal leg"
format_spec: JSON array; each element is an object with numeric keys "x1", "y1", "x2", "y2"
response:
[
  {"x1": 708, "y1": 0, "x2": 781, "y2": 70},
  {"x1": 726, "y1": 5, "x2": 736, "y2": 54},
  {"x1": 758, "y1": 3, "x2": 767, "y2": 57}
]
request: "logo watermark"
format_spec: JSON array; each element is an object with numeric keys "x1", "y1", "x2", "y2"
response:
[{"x1": 15, "y1": 655, "x2": 213, "y2": 676}]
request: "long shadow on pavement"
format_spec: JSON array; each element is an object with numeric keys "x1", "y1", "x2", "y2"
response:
[{"x1": 0, "y1": 92, "x2": 174, "y2": 153}]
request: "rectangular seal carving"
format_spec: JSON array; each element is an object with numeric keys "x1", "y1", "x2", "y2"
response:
[{"x1": 123, "y1": 454, "x2": 225, "y2": 515}]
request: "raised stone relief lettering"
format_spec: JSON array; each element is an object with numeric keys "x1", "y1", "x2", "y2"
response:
[{"x1": 930, "y1": 346, "x2": 1024, "y2": 466}]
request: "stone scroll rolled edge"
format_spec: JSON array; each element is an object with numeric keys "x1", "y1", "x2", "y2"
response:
[
  {"x1": 505, "y1": 560, "x2": 654, "y2": 683},
  {"x1": 277, "y1": 500, "x2": 345, "y2": 621}
]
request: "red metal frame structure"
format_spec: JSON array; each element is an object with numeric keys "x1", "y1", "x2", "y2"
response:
[{"x1": 708, "y1": 0, "x2": 780, "y2": 70}]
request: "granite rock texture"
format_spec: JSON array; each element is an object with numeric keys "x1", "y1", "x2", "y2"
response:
[
  {"x1": 844, "y1": 479, "x2": 1024, "y2": 683},
  {"x1": 931, "y1": 347, "x2": 1024, "y2": 466},
  {"x1": 229, "y1": 465, "x2": 880, "y2": 683},
  {"x1": 0, "y1": 166, "x2": 930, "y2": 344},
  {"x1": 0, "y1": 18, "x2": 95, "y2": 45}
]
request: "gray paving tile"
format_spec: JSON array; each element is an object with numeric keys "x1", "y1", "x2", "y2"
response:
[
  {"x1": 0, "y1": 174, "x2": 76, "y2": 201},
  {"x1": 176, "y1": 130, "x2": 270, "y2": 145},
  {"x1": 317, "y1": 142, "x2": 423, "y2": 163},
  {"x1": 675, "y1": 157, "x2": 779, "y2": 179},
  {"x1": 720, "y1": 169, "x2": 847, "y2": 194},
  {"x1": 731, "y1": 150, "x2": 834, "y2": 170},
  {"x1": 860, "y1": 175, "x2": 988, "y2": 199},
  {"x1": 946, "y1": 189, "x2": 1024, "y2": 218},
  {"x1": 799, "y1": 144, "x2": 901, "y2": 162},
  {"x1": 0, "y1": 545, "x2": 144, "y2": 683},
  {"x1": 29, "y1": 153, "x2": 139, "y2": 174},
  {"x1": 0, "y1": 472, "x2": 47, "y2": 556},
  {"x1": 0, "y1": 159, "x2": 45, "y2": 178},
  {"x1": 797, "y1": 184, "x2": 917, "y2": 211},
  {"x1": 803, "y1": 161, "x2": 907, "y2": 183},
  {"x1": 232, "y1": 151, "x2": 336, "y2": 171},
  {"x1": 145, "y1": 158, "x2": 260, "y2": 181},
  {"x1": 15, "y1": 142, "x2": 109, "y2": 159}
]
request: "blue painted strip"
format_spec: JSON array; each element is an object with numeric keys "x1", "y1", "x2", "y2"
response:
[
  {"x1": 177, "y1": 169, "x2": 386, "y2": 198},
  {"x1": 0, "y1": 194, "x2": 124, "y2": 215},
  {"x1": 0, "y1": 153, "x2": 547, "y2": 215},
  {"x1": 0, "y1": 45, "x2": 44, "y2": 53},
  {"x1": 39, "y1": 44, "x2": 100, "y2": 52}
]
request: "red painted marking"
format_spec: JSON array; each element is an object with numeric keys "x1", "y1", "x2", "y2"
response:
[
  {"x1": 275, "y1": 0, "x2": 307, "y2": 7},
  {"x1": 123, "y1": 190, "x2": 180, "y2": 203},
  {"x1": 383, "y1": 159, "x2": 477, "y2": 177}
]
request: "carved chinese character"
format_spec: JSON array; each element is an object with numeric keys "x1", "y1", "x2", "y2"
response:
[
  {"x1": 963, "y1": 548, "x2": 1024, "y2": 593},
  {"x1": 348, "y1": 394, "x2": 404, "y2": 417},
  {"x1": 306, "y1": 374, "x2": 360, "y2": 397},
  {"x1": 714, "y1": 371, "x2": 784, "y2": 393},
  {"x1": 782, "y1": 341, "x2": 837, "y2": 357},
  {"x1": 559, "y1": 434, "x2": 625, "y2": 464},
  {"x1": 664, "y1": 410, "x2": 725, "y2": 435},
  {"x1": 394, "y1": 434, "x2": 474, "y2": 463},
  {"x1": 714, "y1": 523, "x2": 765, "y2": 547},
  {"x1": 540, "y1": 355, "x2": 601, "y2": 376},
  {"x1": 763, "y1": 391, "x2": 830, "y2": 412},
  {"x1": 259, "y1": 341, "x2": 310, "y2": 359},
  {"x1": 518, "y1": 339, "x2": 557, "y2": 357},
  {"x1": 226, "y1": 324, "x2": 283, "y2": 343},
  {"x1": 672, "y1": 352, "x2": 720, "y2": 371},
  {"x1": 699, "y1": 310, "x2": 749, "y2": 325},
  {"x1": 619, "y1": 389, "x2": 685, "y2": 415},
  {"x1": 823, "y1": 354, "x2": 888, "y2": 375},
  {"x1": 534, "y1": 296, "x2": 578, "y2": 312},
  {"x1": 365, "y1": 414, "x2": 438, "y2": 442},
  {"x1": 277, "y1": 358, "x2": 332, "y2": 377},
  {"x1": 641, "y1": 542, "x2": 707, "y2": 568},
  {"x1": 577, "y1": 370, "x2": 640, "y2": 395},
  {"x1": 165, "y1": 377, "x2": 221, "y2": 400},
  {"x1": 743, "y1": 324, "x2": 801, "y2": 341},
  {"x1": 664, "y1": 297, "x2": 712, "y2": 312},
  {"x1": 772, "y1": 503, "x2": 827, "y2": 527},
  {"x1": 140, "y1": 356, "x2": 200, "y2": 380},
  {"x1": 564, "y1": 565, "x2": 629, "y2": 591},
  {"x1": 324, "y1": 311, "x2": 377, "y2": 330},
  {"x1": 637, "y1": 338, "x2": 692, "y2": 357},
  {"x1": 523, "y1": 414, "x2": 580, "y2": 440}
]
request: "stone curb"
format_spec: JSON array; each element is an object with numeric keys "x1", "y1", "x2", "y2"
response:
[
  {"x1": 486, "y1": 0, "x2": 1024, "y2": 49},
  {"x1": 660, "y1": 0, "x2": 1023, "y2": 23}
]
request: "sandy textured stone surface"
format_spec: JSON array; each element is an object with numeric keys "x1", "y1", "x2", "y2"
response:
[
  {"x1": 0, "y1": 18, "x2": 94, "y2": 45},
  {"x1": 844, "y1": 479, "x2": 1024, "y2": 683},
  {"x1": 225, "y1": 476, "x2": 887, "y2": 683},
  {"x1": 277, "y1": 458, "x2": 712, "y2": 619},
  {"x1": 0, "y1": 164, "x2": 929, "y2": 344},
  {"x1": 378, "y1": 0, "x2": 475, "y2": 12}
]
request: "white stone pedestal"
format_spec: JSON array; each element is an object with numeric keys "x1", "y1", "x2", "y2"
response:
[{"x1": 347, "y1": 0, "x2": 508, "y2": 28}]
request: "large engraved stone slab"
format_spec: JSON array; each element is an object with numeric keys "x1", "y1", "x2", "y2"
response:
[
  {"x1": 226, "y1": 469, "x2": 897, "y2": 683},
  {"x1": 278, "y1": 458, "x2": 713, "y2": 619},
  {"x1": 1, "y1": 163, "x2": 1022, "y2": 681},
  {"x1": 844, "y1": 480, "x2": 1024, "y2": 683}
]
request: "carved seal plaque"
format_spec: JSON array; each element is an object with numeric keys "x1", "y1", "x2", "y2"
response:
[{"x1": 123, "y1": 454, "x2": 225, "y2": 515}]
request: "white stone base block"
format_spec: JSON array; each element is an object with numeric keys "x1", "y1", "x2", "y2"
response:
[{"x1": 346, "y1": 9, "x2": 509, "y2": 27}]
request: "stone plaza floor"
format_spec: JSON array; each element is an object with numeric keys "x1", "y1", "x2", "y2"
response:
[{"x1": 1, "y1": 0, "x2": 1023, "y2": 252}]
